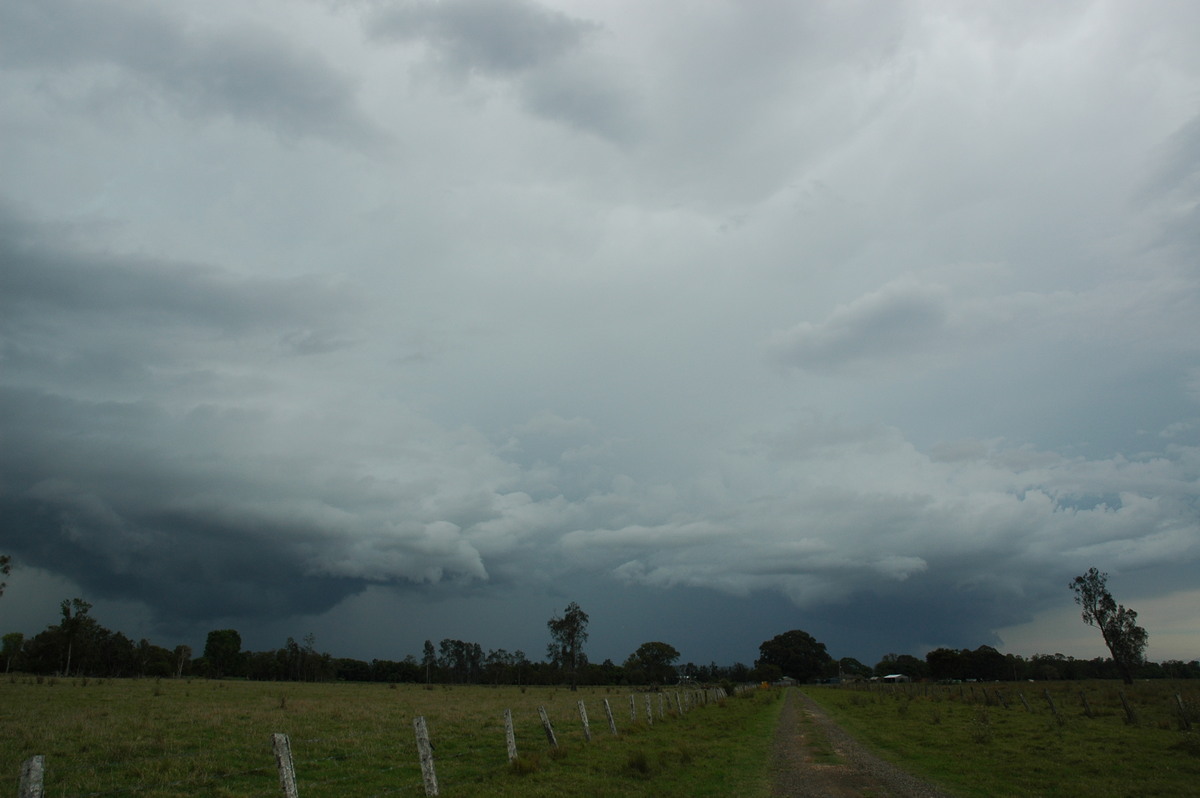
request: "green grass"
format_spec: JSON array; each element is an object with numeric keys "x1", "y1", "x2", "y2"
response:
[
  {"x1": 1, "y1": 678, "x2": 783, "y2": 797},
  {"x1": 803, "y1": 680, "x2": 1200, "y2": 797},
  {"x1": 790, "y1": 701, "x2": 839, "y2": 766}
]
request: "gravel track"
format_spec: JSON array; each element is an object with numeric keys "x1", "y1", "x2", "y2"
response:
[{"x1": 770, "y1": 689, "x2": 958, "y2": 798}]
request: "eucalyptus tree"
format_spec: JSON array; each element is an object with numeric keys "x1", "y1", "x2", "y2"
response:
[
  {"x1": 1070, "y1": 567, "x2": 1148, "y2": 685},
  {"x1": 547, "y1": 601, "x2": 589, "y2": 690}
]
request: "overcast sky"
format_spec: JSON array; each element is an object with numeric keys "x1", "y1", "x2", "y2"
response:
[{"x1": 2, "y1": 0, "x2": 1199, "y2": 668}]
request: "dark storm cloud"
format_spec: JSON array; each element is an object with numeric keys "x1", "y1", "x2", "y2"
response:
[
  {"x1": 0, "y1": 0, "x2": 380, "y2": 144},
  {"x1": 0, "y1": 208, "x2": 343, "y2": 333},
  {"x1": 0, "y1": 423, "x2": 364, "y2": 623},
  {"x1": 0, "y1": 205, "x2": 366, "y2": 621},
  {"x1": 2, "y1": 0, "x2": 1198, "y2": 663}
]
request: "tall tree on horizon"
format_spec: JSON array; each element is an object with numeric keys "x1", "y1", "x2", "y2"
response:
[
  {"x1": 547, "y1": 601, "x2": 589, "y2": 691},
  {"x1": 59, "y1": 597, "x2": 93, "y2": 677},
  {"x1": 422, "y1": 639, "x2": 437, "y2": 684},
  {"x1": 1070, "y1": 567, "x2": 1149, "y2": 685}
]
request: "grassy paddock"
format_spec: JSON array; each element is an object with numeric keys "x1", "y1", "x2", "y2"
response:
[
  {"x1": 1, "y1": 677, "x2": 783, "y2": 797},
  {"x1": 803, "y1": 680, "x2": 1200, "y2": 797}
]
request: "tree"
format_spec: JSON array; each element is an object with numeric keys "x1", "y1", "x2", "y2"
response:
[
  {"x1": 925, "y1": 647, "x2": 965, "y2": 681},
  {"x1": 623, "y1": 641, "x2": 681, "y2": 685},
  {"x1": 422, "y1": 640, "x2": 437, "y2": 684},
  {"x1": 873, "y1": 653, "x2": 927, "y2": 680},
  {"x1": 203, "y1": 629, "x2": 243, "y2": 679},
  {"x1": 0, "y1": 553, "x2": 11, "y2": 597},
  {"x1": 173, "y1": 645, "x2": 192, "y2": 679},
  {"x1": 547, "y1": 601, "x2": 589, "y2": 691},
  {"x1": 756, "y1": 630, "x2": 835, "y2": 683},
  {"x1": 1070, "y1": 567, "x2": 1148, "y2": 685},
  {"x1": 2, "y1": 632, "x2": 23, "y2": 673},
  {"x1": 437, "y1": 639, "x2": 483, "y2": 683},
  {"x1": 59, "y1": 598, "x2": 93, "y2": 676},
  {"x1": 837, "y1": 656, "x2": 873, "y2": 680}
]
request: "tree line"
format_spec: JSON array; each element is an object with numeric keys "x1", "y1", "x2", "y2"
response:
[
  {"x1": 755, "y1": 569, "x2": 1196, "y2": 684},
  {"x1": 4, "y1": 564, "x2": 1193, "y2": 685},
  {"x1": 1, "y1": 596, "x2": 746, "y2": 686}
]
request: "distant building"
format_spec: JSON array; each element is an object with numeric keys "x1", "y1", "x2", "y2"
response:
[{"x1": 882, "y1": 673, "x2": 911, "y2": 683}]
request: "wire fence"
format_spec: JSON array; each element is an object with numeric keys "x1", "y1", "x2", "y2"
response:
[{"x1": 16, "y1": 686, "x2": 743, "y2": 797}]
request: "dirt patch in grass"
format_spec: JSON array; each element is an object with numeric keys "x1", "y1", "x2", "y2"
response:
[{"x1": 771, "y1": 689, "x2": 956, "y2": 798}]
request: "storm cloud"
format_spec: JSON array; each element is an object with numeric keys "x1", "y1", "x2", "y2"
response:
[{"x1": 1, "y1": 0, "x2": 1198, "y2": 666}]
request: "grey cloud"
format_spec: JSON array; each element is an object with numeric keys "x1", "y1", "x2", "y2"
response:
[
  {"x1": 0, "y1": 204, "x2": 357, "y2": 394},
  {"x1": 768, "y1": 279, "x2": 951, "y2": 373},
  {"x1": 1141, "y1": 110, "x2": 1200, "y2": 264},
  {"x1": 364, "y1": 0, "x2": 639, "y2": 143},
  {"x1": 929, "y1": 439, "x2": 990, "y2": 463},
  {"x1": 0, "y1": 0, "x2": 380, "y2": 144},
  {"x1": 3, "y1": 0, "x2": 1199, "y2": 663},
  {"x1": 367, "y1": 0, "x2": 599, "y2": 74},
  {"x1": 520, "y1": 62, "x2": 640, "y2": 144},
  {"x1": 2, "y1": 236, "x2": 343, "y2": 335},
  {"x1": 0, "y1": 207, "x2": 555, "y2": 625},
  {"x1": 558, "y1": 417, "x2": 1200, "y2": 643},
  {"x1": 0, "y1": 380, "x2": 537, "y2": 624}
]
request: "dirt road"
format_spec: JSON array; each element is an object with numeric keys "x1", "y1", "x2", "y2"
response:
[{"x1": 770, "y1": 689, "x2": 957, "y2": 798}]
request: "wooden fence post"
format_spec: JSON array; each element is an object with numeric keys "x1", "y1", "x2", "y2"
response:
[
  {"x1": 18, "y1": 755, "x2": 44, "y2": 798},
  {"x1": 645, "y1": 694, "x2": 653, "y2": 726},
  {"x1": 1043, "y1": 689, "x2": 1063, "y2": 725},
  {"x1": 1119, "y1": 691, "x2": 1137, "y2": 725},
  {"x1": 578, "y1": 700, "x2": 592, "y2": 742},
  {"x1": 271, "y1": 733, "x2": 299, "y2": 798},
  {"x1": 658, "y1": 692, "x2": 665, "y2": 719},
  {"x1": 413, "y1": 716, "x2": 439, "y2": 796},
  {"x1": 1079, "y1": 691, "x2": 1094, "y2": 718},
  {"x1": 629, "y1": 694, "x2": 636, "y2": 722},
  {"x1": 603, "y1": 697, "x2": 618, "y2": 735},
  {"x1": 675, "y1": 692, "x2": 684, "y2": 714},
  {"x1": 1017, "y1": 691, "x2": 1032, "y2": 713},
  {"x1": 1176, "y1": 694, "x2": 1192, "y2": 731},
  {"x1": 538, "y1": 706, "x2": 558, "y2": 748},
  {"x1": 504, "y1": 708, "x2": 519, "y2": 762}
]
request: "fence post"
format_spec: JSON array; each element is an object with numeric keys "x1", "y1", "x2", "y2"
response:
[
  {"x1": 1079, "y1": 691, "x2": 1094, "y2": 718},
  {"x1": 1042, "y1": 689, "x2": 1063, "y2": 725},
  {"x1": 658, "y1": 692, "x2": 665, "y2": 720},
  {"x1": 645, "y1": 694, "x2": 653, "y2": 726},
  {"x1": 603, "y1": 697, "x2": 618, "y2": 735},
  {"x1": 538, "y1": 706, "x2": 558, "y2": 748},
  {"x1": 1176, "y1": 694, "x2": 1192, "y2": 731},
  {"x1": 577, "y1": 700, "x2": 592, "y2": 742},
  {"x1": 504, "y1": 708, "x2": 519, "y2": 762},
  {"x1": 629, "y1": 694, "x2": 636, "y2": 722},
  {"x1": 413, "y1": 716, "x2": 439, "y2": 796},
  {"x1": 18, "y1": 756, "x2": 44, "y2": 798},
  {"x1": 1017, "y1": 691, "x2": 1032, "y2": 712},
  {"x1": 675, "y1": 692, "x2": 684, "y2": 714},
  {"x1": 1119, "y1": 691, "x2": 1137, "y2": 725},
  {"x1": 271, "y1": 733, "x2": 299, "y2": 798}
]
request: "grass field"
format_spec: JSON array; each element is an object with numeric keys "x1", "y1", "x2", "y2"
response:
[
  {"x1": 803, "y1": 680, "x2": 1200, "y2": 797},
  {"x1": 1, "y1": 677, "x2": 783, "y2": 797}
]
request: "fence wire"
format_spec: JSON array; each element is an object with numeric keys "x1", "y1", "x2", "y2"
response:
[{"x1": 13, "y1": 688, "x2": 733, "y2": 797}]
